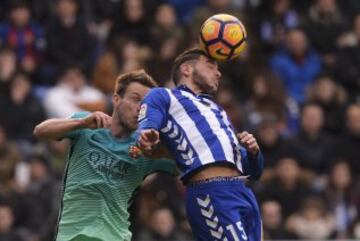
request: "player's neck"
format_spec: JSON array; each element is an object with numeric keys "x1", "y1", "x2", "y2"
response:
[
  {"x1": 110, "y1": 115, "x2": 132, "y2": 139},
  {"x1": 110, "y1": 123, "x2": 132, "y2": 139},
  {"x1": 178, "y1": 81, "x2": 203, "y2": 95}
]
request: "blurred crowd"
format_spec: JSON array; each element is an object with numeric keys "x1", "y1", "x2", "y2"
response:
[{"x1": 0, "y1": 0, "x2": 359, "y2": 240}]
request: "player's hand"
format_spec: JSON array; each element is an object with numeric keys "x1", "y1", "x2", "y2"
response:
[
  {"x1": 129, "y1": 145, "x2": 143, "y2": 159},
  {"x1": 138, "y1": 129, "x2": 160, "y2": 152},
  {"x1": 237, "y1": 131, "x2": 259, "y2": 155},
  {"x1": 81, "y1": 111, "x2": 112, "y2": 129}
]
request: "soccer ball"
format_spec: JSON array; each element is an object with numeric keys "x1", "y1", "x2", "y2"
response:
[{"x1": 199, "y1": 14, "x2": 247, "y2": 61}]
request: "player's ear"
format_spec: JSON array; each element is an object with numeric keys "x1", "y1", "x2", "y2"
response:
[
  {"x1": 112, "y1": 93, "x2": 121, "y2": 106},
  {"x1": 180, "y1": 63, "x2": 193, "y2": 78}
]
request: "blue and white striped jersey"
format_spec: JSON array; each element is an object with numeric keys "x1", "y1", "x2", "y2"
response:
[{"x1": 137, "y1": 85, "x2": 264, "y2": 181}]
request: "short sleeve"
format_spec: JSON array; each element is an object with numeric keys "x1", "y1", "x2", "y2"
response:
[
  {"x1": 61, "y1": 111, "x2": 90, "y2": 140},
  {"x1": 137, "y1": 88, "x2": 170, "y2": 131}
]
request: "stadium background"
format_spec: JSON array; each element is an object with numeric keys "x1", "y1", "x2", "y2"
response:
[{"x1": 0, "y1": 0, "x2": 359, "y2": 240}]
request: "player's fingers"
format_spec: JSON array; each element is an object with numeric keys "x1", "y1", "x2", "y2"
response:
[
  {"x1": 97, "y1": 115, "x2": 104, "y2": 128},
  {"x1": 95, "y1": 115, "x2": 102, "y2": 128},
  {"x1": 101, "y1": 116, "x2": 109, "y2": 128},
  {"x1": 102, "y1": 114, "x2": 112, "y2": 127},
  {"x1": 94, "y1": 112, "x2": 111, "y2": 124},
  {"x1": 105, "y1": 116, "x2": 112, "y2": 127},
  {"x1": 141, "y1": 132, "x2": 150, "y2": 142},
  {"x1": 138, "y1": 138, "x2": 148, "y2": 149},
  {"x1": 139, "y1": 136, "x2": 155, "y2": 149},
  {"x1": 147, "y1": 129, "x2": 156, "y2": 137},
  {"x1": 248, "y1": 141, "x2": 259, "y2": 149},
  {"x1": 145, "y1": 130, "x2": 159, "y2": 145},
  {"x1": 149, "y1": 130, "x2": 159, "y2": 143},
  {"x1": 240, "y1": 134, "x2": 253, "y2": 144},
  {"x1": 100, "y1": 114, "x2": 109, "y2": 128},
  {"x1": 246, "y1": 137, "x2": 256, "y2": 145},
  {"x1": 150, "y1": 129, "x2": 158, "y2": 138}
]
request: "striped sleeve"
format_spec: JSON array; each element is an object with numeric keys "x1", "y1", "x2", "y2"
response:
[{"x1": 137, "y1": 88, "x2": 170, "y2": 133}]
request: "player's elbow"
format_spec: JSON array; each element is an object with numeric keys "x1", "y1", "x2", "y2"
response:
[
  {"x1": 33, "y1": 122, "x2": 51, "y2": 141},
  {"x1": 33, "y1": 124, "x2": 44, "y2": 139}
]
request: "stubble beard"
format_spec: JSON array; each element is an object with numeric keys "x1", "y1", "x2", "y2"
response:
[
  {"x1": 192, "y1": 69, "x2": 216, "y2": 95},
  {"x1": 114, "y1": 108, "x2": 133, "y2": 134}
]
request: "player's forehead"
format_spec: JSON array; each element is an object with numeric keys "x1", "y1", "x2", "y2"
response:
[
  {"x1": 198, "y1": 55, "x2": 218, "y2": 67},
  {"x1": 124, "y1": 82, "x2": 150, "y2": 97}
]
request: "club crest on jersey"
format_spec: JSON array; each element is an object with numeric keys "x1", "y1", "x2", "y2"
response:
[{"x1": 138, "y1": 103, "x2": 147, "y2": 121}]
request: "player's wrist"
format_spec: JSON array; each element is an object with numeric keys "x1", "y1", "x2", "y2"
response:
[
  {"x1": 75, "y1": 118, "x2": 88, "y2": 129},
  {"x1": 247, "y1": 148, "x2": 260, "y2": 157}
]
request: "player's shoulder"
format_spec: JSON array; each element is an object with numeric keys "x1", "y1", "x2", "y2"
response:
[
  {"x1": 144, "y1": 87, "x2": 171, "y2": 104},
  {"x1": 147, "y1": 87, "x2": 171, "y2": 96}
]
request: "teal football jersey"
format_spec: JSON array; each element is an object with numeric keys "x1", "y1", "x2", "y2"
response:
[{"x1": 55, "y1": 112, "x2": 176, "y2": 241}]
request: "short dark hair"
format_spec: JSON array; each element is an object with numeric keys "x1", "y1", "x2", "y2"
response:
[
  {"x1": 115, "y1": 69, "x2": 157, "y2": 96},
  {"x1": 171, "y1": 48, "x2": 210, "y2": 85},
  {"x1": 10, "y1": 0, "x2": 29, "y2": 10},
  {"x1": 59, "y1": 64, "x2": 85, "y2": 76},
  {"x1": 300, "y1": 101, "x2": 322, "y2": 115}
]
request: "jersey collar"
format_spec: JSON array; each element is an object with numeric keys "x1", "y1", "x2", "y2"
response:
[{"x1": 176, "y1": 85, "x2": 214, "y2": 99}]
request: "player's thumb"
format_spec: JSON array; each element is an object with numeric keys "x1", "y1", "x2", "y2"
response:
[{"x1": 149, "y1": 130, "x2": 159, "y2": 141}]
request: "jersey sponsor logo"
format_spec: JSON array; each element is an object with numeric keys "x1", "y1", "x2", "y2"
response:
[
  {"x1": 88, "y1": 151, "x2": 132, "y2": 184},
  {"x1": 138, "y1": 103, "x2": 147, "y2": 121}
]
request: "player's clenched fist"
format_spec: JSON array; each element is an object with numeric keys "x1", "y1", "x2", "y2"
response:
[
  {"x1": 138, "y1": 129, "x2": 160, "y2": 151},
  {"x1": 81, "y1": 111, "x2": 112, "y2": 129},
  {"x1": 237, "y1": 131, "x2": 260, "y2": 155}
]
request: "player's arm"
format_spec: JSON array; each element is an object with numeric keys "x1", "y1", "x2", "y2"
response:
[
  {"x1": 237, "y1": 131, "x2": 264, "y2": 180},
  {"x1": 130, "y1": 142, "x2": 173, "y2": 159},
  {"x1": 135, "y1": 88, "x2": 170, "y2": 151},
  {"x1": 137, "y1": 143, "x2": 173, "y2": 159},
  {"x1": 33, "y1": 111, "x2": 112, "y2": 141}
]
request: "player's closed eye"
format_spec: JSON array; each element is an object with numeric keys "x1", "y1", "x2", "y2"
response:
[
  {"x1": 129, "y1": 96, "x2": 141, "y2": 104},
  {"x1": 207, "y1": 62, "x2": 217, "y2": 70}
]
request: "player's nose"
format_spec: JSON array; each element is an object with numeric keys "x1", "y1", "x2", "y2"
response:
[{"x1": 216, "y1": 69, "x2": 221, "y2": 79}]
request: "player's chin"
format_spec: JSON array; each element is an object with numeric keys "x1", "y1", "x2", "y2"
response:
[
  {"x1": 123, "y1": 119, "x2": 137, "y2": 131},
  {"x1": 129, "y1": 121, "x2": 138, "y2": 130},
  {"x1": 208, "y1": 85, "x2": 218, "y2": 94}
]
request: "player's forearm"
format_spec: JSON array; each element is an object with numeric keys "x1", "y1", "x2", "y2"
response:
[
  {"x1": 144, "y1": 145, "x2": 173, "y2": 159},
  {"x1": 242, "y1": 151, "x2": 264, "y2": 181},
  {"x1": 33, "y1": 118, "x2": 85, "y2": 141}
]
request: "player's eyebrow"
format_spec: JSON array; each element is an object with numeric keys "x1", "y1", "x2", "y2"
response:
[
  {"x1": 205, "y1": 58, "x2": 217, "y2": 65},
  {"x1": 129, "y1": 92, "x2": 142, "y2": 98},
  {"x1": 129, "y1": 92, "x2": 139, "y2": 96},
  {"x1": 205, "y1": 58, "x2": 218, "y2": 67}
]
